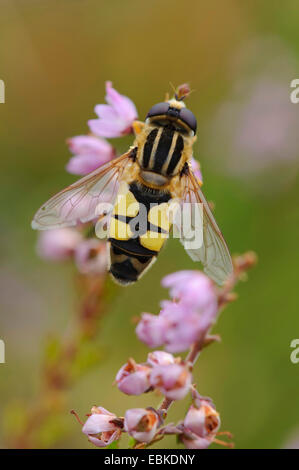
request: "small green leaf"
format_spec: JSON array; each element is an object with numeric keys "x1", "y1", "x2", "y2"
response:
[
  {"x1": 107, "y1": 439, "x2": 120, "y2": 449},
  {"x1": 128, "y1": 437, "x2": 137, "y2": 448}
]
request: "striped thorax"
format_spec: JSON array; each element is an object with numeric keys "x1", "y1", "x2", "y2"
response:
[{"x1": 134, "y1": 126, "x2": 194, "y2": 189}]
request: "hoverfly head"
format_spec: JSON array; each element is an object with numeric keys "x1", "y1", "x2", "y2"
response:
[{"x1": 145, "y1": 85, "x2": 197, "y2": 135}]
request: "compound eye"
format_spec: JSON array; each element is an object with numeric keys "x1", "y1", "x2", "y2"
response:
[
  {"x1": 146, "y1": 102, "x2": 170, "y2": 119},
  {"x1": 180, "y1": 108, "x2": 197, "y2": 133}
]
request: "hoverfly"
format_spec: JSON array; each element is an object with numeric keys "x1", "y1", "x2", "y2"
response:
[{"x1": 32, "y1": 86, "x2": 233, "y2": 285}]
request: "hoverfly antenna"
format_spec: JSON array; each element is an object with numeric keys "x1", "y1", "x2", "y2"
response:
[
  {"x1": 164, "y1": 82, "x2": 176, "y2": 102},
  {"x1": 169, "y1": 81, "x2": 176, "y2": 96}
]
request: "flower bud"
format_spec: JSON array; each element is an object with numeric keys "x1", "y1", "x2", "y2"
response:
[
  {"x1": 124, "y1": 408, "x2": 158, "y2": 443},
  {"x1": 74, "y1": 239, "x2": 107, "y2": 275},
  {"x1": 82, "y1": 406, "x2": 122, "y2": 447},
  {"x1": 176, "y1": 83, "x2": 191, "y2": 101},
  {"x1": 150, "y1": 363, "x2": 191, "y2": 400},
  {"x1": 162, "y1": 271, "x2": 217, "y2": 315},
  {"x1": 115, "y1": 359, "x2": 151, "y2": 395},
  {"x1": 147, "y1": 351, "x2": 175, "y2": 367},
  {"x1": 160, "y1": 301, "x2": 204, "y2": 353},
  {"x1": 37, "y1": 228, "x2": 82, "y2": 261},
  {"x1": 184, "y1": 401, "x2": 220, "y2": 438},
  {"x1": 136, "y1": 313, "x2": 168, "y2": 348}
]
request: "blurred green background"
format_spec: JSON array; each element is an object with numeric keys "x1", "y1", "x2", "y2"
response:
[{"x1": 0, "y1": 0, "x2": 298, "y2": 449}]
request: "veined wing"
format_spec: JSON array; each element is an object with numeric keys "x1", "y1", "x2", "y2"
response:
[
  {"x1": 177, "y1": 163, "x2": 233, "y2": 285},
  {"x1": 32, "y1": 151, "x2": 133, "y2": 230}
]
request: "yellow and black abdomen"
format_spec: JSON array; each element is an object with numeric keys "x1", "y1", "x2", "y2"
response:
[{"x1": 108, "y1": 181, "x2": 172, "y2": 285}]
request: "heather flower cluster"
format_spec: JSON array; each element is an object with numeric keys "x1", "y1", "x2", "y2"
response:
[
  {"x1": 68, "y1": 81, "x2": 137, "y2": 175},
  {"x1": 116, "y1": 354, "x2": 192, "y2": 400},
  {"x1": 37, "y1": 228, "x2": 107, "y2": 275},
  {"x1": 137, "y1": 271, "x2": 217, "y2": 353},
  {"x1": 74, "y1": 253, "x2": 257, "y2": 449},
  {"x1": 78, "y1": 389, "x2": 225, "y2": 448},
  {"x1": 74, "y1": 253, "x2": 255, "y2": 448}
]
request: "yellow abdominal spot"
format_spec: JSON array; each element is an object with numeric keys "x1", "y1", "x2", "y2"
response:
[
  {"x1": 147, "y1": 203, "x2": 170, "y2": 232},
  {"x1": 113, "y1": 185, "x2": 139, "y2": 218},
  {"x1": 109, "y1": 217, "x2": 132, "y2": 240},
  {"x1": 139, "y1": 230, "x2": 168, "y2": 252}
]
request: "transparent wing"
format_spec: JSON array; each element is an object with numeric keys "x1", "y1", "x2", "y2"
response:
[
  {"x1": 177, "y1": 164, "x2": 233, "y2": 285},
  {"x1": 32, "y1": 151, "x2": 133, "y2": 230}
]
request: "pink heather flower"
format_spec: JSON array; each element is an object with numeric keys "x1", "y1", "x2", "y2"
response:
[
  {"x1": 160, "y1": 301, "x2": 205, "y2": 353},
  {"x1": 162, "y1": 271, "x2": 218, "y2": 330},
  {"x1": 136, "y1": 313, "x2": 168, "y2": 348},
  {"x1": 37, "y1": 228, "x2": 82, "y2": 261},
  {"x1": 182, "y1": 435, "x2": 214, "y2": 449},
  {"x1": 74, "y1": 239, "x2": 107, "y2": 275},
  {"x1": 150, "y1": 363, "x2": 192, "y2": 400},
  {"x1": 190, "y1": 157, "x2": 203, "y2": 183},
  {"x1": 115, "y1": 359, "x2": 151, "y2": 395},
  {"x1": 124, "y1": 408, "x2": 158, "y2": 443},
  {"x1": 88, "y1": 81, "x2": 138, "y2": 138},
  {"x1": 184, "y1": 401, "x2": 220, "y2": 438},
  {"x1": 147, "y1": 351, "x2": 175, "y2": 367},
  {"x1": 66, "y1": 135, "x2": 115, "y2": 175},
  {"x1": 82, "y1": 406, "x2": 122, "y2": 448}
]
